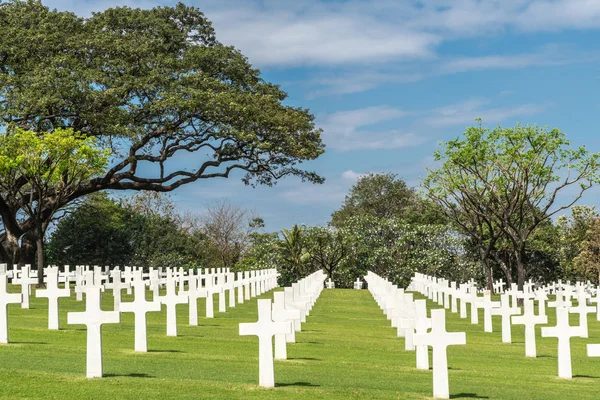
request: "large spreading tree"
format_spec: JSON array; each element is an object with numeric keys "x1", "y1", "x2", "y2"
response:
[
  {"x1": 0, "y1": 1, "x2": 324, "y2": 265},
  {"x1": 425, "y1": 122, "x2": 599, "y2": 290}
]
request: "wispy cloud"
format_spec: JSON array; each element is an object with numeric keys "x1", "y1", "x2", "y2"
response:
[
  {"x1": 45, "y1": 0, "x2": 600, "y2": 69},
  {"x1": 426, "y1": 98, "x2": 546, "y2": 126},
  {"x1": 308, "y1": 45, "x2": 599, "y2": 97},
  {"x1": 318, "y1": 106, "x2": 426, "y2": 151}
]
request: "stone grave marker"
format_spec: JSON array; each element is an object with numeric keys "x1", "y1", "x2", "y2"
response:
[
  {"x1": 414, "y1": 299, "x2": 431, "y2": 370},
  {"x1": 272, "y1": 291, "x2": 301, "y2": 342},
  {"x1": 478, "y1": 291, "x2": 500, "y2": 333},
  {"x1": 17, "y1": 265, "x2": 36, "y2": 309},
  {"x1": 35, "y1": 266, "x2": 71, "y2": 330},
  {"x1": 120, "y1": 272, "x2": 161, "y2": 352},
  {"x1": 512, "y1": 299, "x2": 547, "y2": 357},
  {"x1": 159, "y1": 271, "x2": 188, "y2": 337},
  {"x1": 239, "y1": 299, "x2": 292, "y2": 387},
  {"x1": 541, "y1": 307, "x2": 584, "y2": 379},
  {"x1": 0, "y1": 274, "x2": 22, "y2": 343},
  {"x1": 490, "y1": 293, "x2": 521, "y2": 343},
  {"x1": 413, "y1": 309, "x2": 466, "y2": 399},
  {"x1": 569, "y1": 293, "x2": 595, "y2": 338},
  {"x1": 67, "y1": 287, "x2": 120, "y2": 378}
]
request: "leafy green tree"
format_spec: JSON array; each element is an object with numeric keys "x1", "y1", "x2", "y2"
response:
[
  {"x1": 304, "y1": 226, "x2": 347, "y2": 279},
  {"x1": 331, "y1": 173, "x2": 441, "y2": 227},
  {"x1": 47, "y1": 193, "x2": 208, "y2": 270},
  {"x1": 574, "y1": 217, "x2": 600, "y2": 284},
  {"x1": 235, "y1": 232, "x2": 281, "y2": 272},
  {"x1": 556, "y1": 205, "x2": 598, "y2": 279},
  {"x1": 46, "y1": 193, "x2": 134, "y2": 267},
  {"x1": 425, "y1": 122, "x2": 599, "y2": 290},
  {"x1": 0, "y1": 1, "x2": 324, "y2": 265},
  {"x1": 339, "y1": 214, "x2": 477, "y2": 288},
  {"x1": 279, "y1": 224, "x2": 310, "y2": 283},
  {"x1": 0, "y1": 127, "x2": 108, "y2": 284}
]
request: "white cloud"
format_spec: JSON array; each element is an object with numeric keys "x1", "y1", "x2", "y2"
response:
[
  {"x1": 43, "y1": 0, "x2": 600, "y2": 72},
  {"x1": 427, "y1": 98, "x2": 545, "y2": 126},
  {"x1": 341, "y1": 170, "x2": 364, "y2": 182},
  {"x1": 318, "y1": 106, "x2": 426, "y2": 151}
]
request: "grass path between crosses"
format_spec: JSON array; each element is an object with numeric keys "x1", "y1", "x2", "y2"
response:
[{"x1": 0, "y1": 286, "x2": 600, "y2": 399}]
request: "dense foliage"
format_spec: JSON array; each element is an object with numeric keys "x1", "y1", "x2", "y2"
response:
[{"x1": 0, "y1": 0, "x2": 324, "y2": 268}]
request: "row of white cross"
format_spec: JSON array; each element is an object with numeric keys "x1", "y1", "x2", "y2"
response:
[
  {"x1": 365, "y1": 271, "x2": 466, "y2": 400},
  {"x1": 409, "y1": 273, "x2": 600, "y2": 380},
  {"x1": 0, "y1": 264, "x2": 278, "y2": 378},
  {"x1": 239, "y1": 270, "x2": 326, "y2": 387}
]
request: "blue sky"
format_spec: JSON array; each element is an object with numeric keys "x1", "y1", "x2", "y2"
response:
[{"x1": 45, "y1": 0, "x2": 600, "y2": 231}]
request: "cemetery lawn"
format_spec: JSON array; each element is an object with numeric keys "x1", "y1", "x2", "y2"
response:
[{"x1": 1, "y1": 288, "x2": 600, "y2": 399}]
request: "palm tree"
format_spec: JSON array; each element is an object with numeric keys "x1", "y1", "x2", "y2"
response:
[{"x1": 280, "y1": 224, "x2": 307, "y2": 280}]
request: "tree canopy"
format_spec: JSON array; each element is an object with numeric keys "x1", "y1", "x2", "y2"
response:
[
  {"x1": 425, "y1": 122, "x2": 600, "y2": 290},
  {"x1": 0, "y1": 0, "x2": 324, "y2": 265}
]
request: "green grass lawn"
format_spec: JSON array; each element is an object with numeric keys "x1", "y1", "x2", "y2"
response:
[{"x1": 0, "y1": 286, "x2": 599, "y2": 399}]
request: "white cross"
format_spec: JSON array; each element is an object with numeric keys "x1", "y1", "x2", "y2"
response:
[
  {"x1": 16, "y1": 265, "x2": 36, "y2": 309},
  {"x1": 541, "y1": 307, "x2": 584, "y2": 379},
  {"x1": 249, "y1": 271, "x2": 257, "y2": 297},
  {"x1": 505, "y1": 284, "x2": 521, "y2": 309},
  {"x1": 588, "y1": 344, "x2": 600, "y2": 357},
  {"x1": 236, "y1": 272, "x2": 245, "y2": 304},
  {"x1": 414, "y1": 299, "x2": 431, "y2": 370},
  {"x1": 120, "y1": 272, "x2": 161, "y2": 352},
  {"x1": 67, "y1": 287, "x2": 120, "y2": 378},
  {"x1": 512, "y1": 299, "x2": 547, "y2": 357},
  {"x1": 270, "y1": 294, "x2": 295, "y2": 360},
  {"x1": 216, "y1": 274, "x2": 227, "y2": 313},
  {"x1": 244, "y1": 271, "x2": 252, "y2": 300},
  {"x1": 588, "y1": 291, "x2": 600, "y2": 321},
  {"x1": 35, "y1": 267, "x2": 71, "y2": 330},
  {"x1": 569, "y1": 293, "x2": 595, "y2": 338},
  {"x1": 158, "y1": 271, "x2": 188, "y2": 337},
  {"x1": 239, "y1": 298, "x2": 292, "y2": 387},
  {"x1": 477, "y1": 291, "x2": 500, "y2": 333},
  {"x1": 548, "y1": 290, "x2": 571, "y2": 310},
  {"x1": 535, "y1": 289, "x2": 548, "y2": 318},
  {"x1": 272, "y1": 291, "x2": 301, "y2": 343},
  {"x1": 201, "y1": 274, "x2": 218, "y2": 318},
  {"x1": 458, "y1": 285, "x2": 468, "y2": 319},
  {"x1": 184, "y1": 275, "x2": 207, "y2": 326},
  {"x1": 0, "y1": 274, "x2": 22, "y2": 343},
  {"x1": 398, "y1": 294, "x2": 416, "y2": 350},
  {"x1": 491, "y1": 293, "x2": 521, "y2": 343},
  {"x1": 469, "y1": 291, "x2": 482, "y2": 325},
  {"x1": 283, "y1": 287, "x2": 307, "y2": 324},
  {"x1": 354, "y1": 278, "x2": 363, "y2": 290},
  {"x1": 225, "y1": 272, "x2": 236, "y2": 308},
  {"x1": 413, "y1": 309, "x2": 466, "y2": 399},
  {"x1": 105, "y1": 269, "x2": 130, "y2": 312}
]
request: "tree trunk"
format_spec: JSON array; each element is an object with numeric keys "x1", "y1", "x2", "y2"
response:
[
  {"x1": 479, "y1": 249, "x2": 494, "y2": 292},
  {"x1": 484, "y1": 261, "x2": 493, "y2": 293},
  {"x1": 36, "y1": 234, "x2": 45, "y2": 287}
]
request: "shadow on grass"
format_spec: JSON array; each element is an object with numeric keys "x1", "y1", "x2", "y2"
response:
[
  {"x1": 11, "y1": 341, "x2": 48, "y2": 345},
  {"x1": 303, "y1": 341, "x2": 323, "y2": 345},
  {"x1": 276, "y1": 382, "x2": 320, "y2": 387},
  {"x1": 302, "y1": 329, "x2": 323, "y2": 333},
  {"x1": 450, "y1": 393, "x2": 489, "y2": 399},
  {"x1": 574, "y1": 375, "x2": 600, "y2": 379},
  {"x1": 148, "y1": 349, "x2": 182, "y2": 353},
  {"x1": 105, "y1": 373, "x2": 154, "y2": 378},
  {"x1": 288, "y1": 357, "x2": 320, "y2": 361}
]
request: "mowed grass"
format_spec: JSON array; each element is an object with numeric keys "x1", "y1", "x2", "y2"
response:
[{"x1": 0, "y1": 286, "x2": 599, "y2": 399}]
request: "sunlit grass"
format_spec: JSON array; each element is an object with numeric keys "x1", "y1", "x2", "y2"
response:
[{"x1": 0, "y1": 286, "x2": 599, "y2": 399}]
